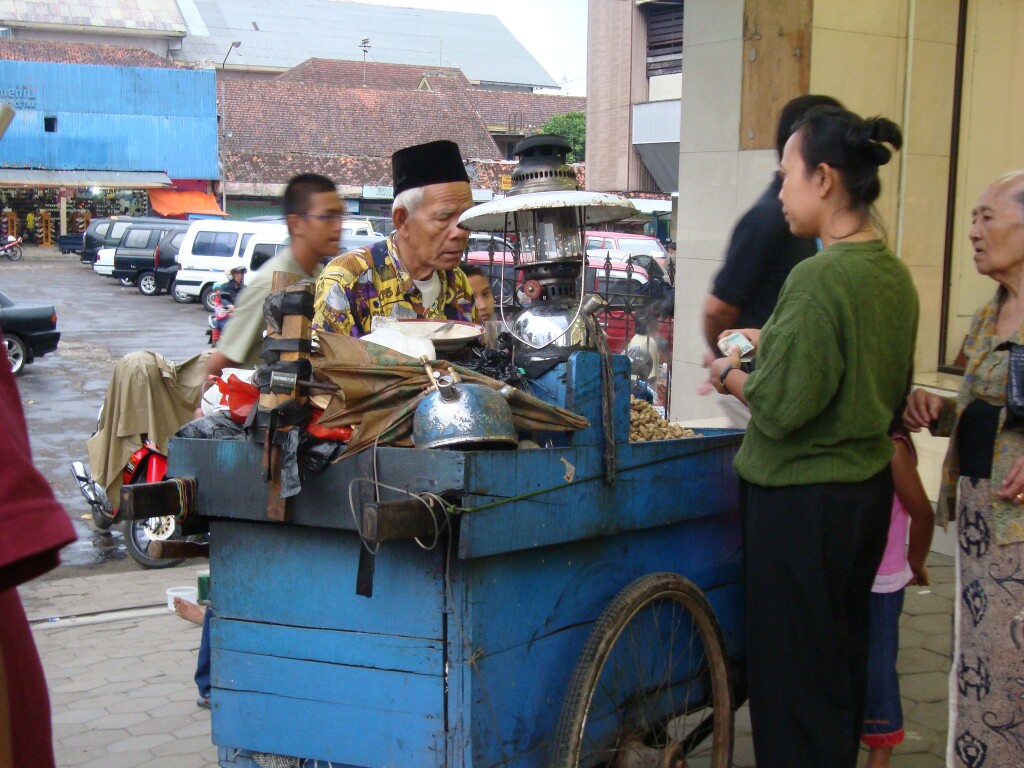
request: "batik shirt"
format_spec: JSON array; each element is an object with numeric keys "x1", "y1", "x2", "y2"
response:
[
  {"x1": 312, "y1": 234, "x2": 477, "y2": 337},
  {"x1": 936, "y1": 290, "x2": 1024, "y2": 545}
]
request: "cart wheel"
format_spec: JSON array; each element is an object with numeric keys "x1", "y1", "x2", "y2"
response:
[{"x1": 552, "y1": 573, "x2": 733, "y2": 768}]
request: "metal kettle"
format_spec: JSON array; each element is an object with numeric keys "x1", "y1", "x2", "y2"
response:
[{"x1": 413, "y1": 363, "x2": 517, "y2": 450}]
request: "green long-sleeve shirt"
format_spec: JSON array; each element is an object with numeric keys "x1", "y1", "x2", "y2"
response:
[{"x1": 734, "y1": 239, "x2": 919, "y2": 487}]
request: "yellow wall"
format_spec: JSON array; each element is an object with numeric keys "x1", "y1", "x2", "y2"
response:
[
  {"x1": 809, "y1": 0, "x2": 959, "y2": 375},
  {"x1": 946, "y1": 0, "x2": 1024, "y2": 362}
]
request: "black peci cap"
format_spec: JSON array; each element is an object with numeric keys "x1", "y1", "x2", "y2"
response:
[{"x1": 392, "y1": 140, "x2": 469, "y2": 196}]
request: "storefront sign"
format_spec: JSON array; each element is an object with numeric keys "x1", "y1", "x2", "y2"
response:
[
  {"x1": 0, "y1": 83, "x2": 37, "y2": 110},
  {"x1": 343, "y1": 199, "x2": 360, "y2": 213},
  {"x1": 500, "y1": 174, "x2": 512, "y2": 191},
  {"x1": 361, "y1": 185, "x2": 393, "y2": 200}
]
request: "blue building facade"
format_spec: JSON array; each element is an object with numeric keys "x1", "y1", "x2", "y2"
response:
[{"x1": 0, "y1": 61, "x2": 218, "y2": 180}]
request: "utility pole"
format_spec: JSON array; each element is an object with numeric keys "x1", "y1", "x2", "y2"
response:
[{"x1": 360, "y1": 38, "x2": 371, "y2": 86}]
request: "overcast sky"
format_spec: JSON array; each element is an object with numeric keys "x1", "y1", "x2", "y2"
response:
[{"x1": 350, "y1": 0, "x2": 589, "y2": 95}]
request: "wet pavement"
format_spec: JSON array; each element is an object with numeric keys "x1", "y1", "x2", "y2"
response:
[{"x1": 5, "y1": 245, "x2": 209, "y2": 571}]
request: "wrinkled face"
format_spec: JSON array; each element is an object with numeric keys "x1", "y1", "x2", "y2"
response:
[
  {"x1": 970, "y1": 182, "x2": 1024, "y2": 280},
  {"x1": 396, "y1": 182, "x2": 473, "y2": 278},
  {"x1": 778, "y1": 131, "x2": 824, "y2": 239},
  {"x1": 290, "y1": 190, "x2": 344, "y2": 261},
  {"x1": 467, "y1": 273, "x2": 494, "y2": 323}
]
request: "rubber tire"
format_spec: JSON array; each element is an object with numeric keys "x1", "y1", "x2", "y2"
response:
[
  {"x1": 3, "y1": 334, "x2": 27, "y2": 375},
  {"x1": 171, "y1": 282, "x2": 195, "y2": 304},
  {"x1": 8, "y1": 245, "x2": 22, "y2": 261},
  {"x1": 137, "y1": 271, "x2": 160, "y2": 296},
  {"x1": 122, "y1": 519, "x2": 184, "y2": 570},
  {"x1": 552, "y1": 572, "x2": 734, "y2": 768},
  {"x1": 200, "y1": 285, "x2": 217, "y2": 312},
  {"x1": 119, "y1": 275, "x2": 136, "y2": 287}
]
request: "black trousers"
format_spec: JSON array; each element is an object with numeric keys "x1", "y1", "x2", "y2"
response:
[{"x1": 743, "y1": 469, "x2": 892, "y2": 768}]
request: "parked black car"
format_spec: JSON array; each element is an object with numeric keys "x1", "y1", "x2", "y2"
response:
[
  {"x1": 0, "y1": 289, "x2": 60, "y2": 375},
  {"x1": 81, "y1": 216, "x2": 173, "y2": 265},
  {"x1": 110, "y1": 221, "x2": 191, "y2": 295}
]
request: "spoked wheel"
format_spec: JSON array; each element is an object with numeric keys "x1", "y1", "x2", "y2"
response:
[
  {"x1": 553, "y1": 573, "x2": 734, "y2": 768},
  {"x1": 8, "y1": 245, "x2": 22, "y2": 261},
  {"x1": 122, "y1": 517, "x2": 184, "y2": 569}
]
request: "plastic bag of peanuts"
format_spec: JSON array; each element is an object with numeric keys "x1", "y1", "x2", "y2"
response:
[{"x1": 629, "y1": 396, "x2": 698, "y2": 442}]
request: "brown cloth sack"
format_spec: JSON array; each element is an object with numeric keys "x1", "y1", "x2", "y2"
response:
[
  {"x1": 86, "y1": 350, "x2": 211, "y2": 501},
  {"x1": 312, "y1": 332, "x2": 589, "y2": 457}
]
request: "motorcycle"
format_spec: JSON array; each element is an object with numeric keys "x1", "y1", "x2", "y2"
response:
[
  {"x1": 0, "y1": 235, "x2": 23, "y2": 261},
  {"x1": 206, "y1": 287, "x2": 234, "y2": 346}
]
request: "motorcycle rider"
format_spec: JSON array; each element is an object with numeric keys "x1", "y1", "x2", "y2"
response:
[{"x1": 212, "y1": 266, "x2": 246, "y2": 341}]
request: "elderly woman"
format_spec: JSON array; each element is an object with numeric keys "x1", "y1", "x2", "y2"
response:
[
  {"x1": 707, "y1": 106, "x2": 918, "y2": 767},
  {"x1": 904, "y1": 171, "x2": 1024, "y2": 767}
]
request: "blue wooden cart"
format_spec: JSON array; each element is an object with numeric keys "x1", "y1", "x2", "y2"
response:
[{"x1": 165, "y1": 352, "x2": 745, "y2": 768}]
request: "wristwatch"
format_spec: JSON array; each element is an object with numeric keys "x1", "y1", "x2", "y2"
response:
[{"x1": 719, "y1": 363, "x2": 736, "y2": 389}]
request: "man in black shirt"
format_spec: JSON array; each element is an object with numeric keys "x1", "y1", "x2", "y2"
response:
[{"x1": 702, "y1": 94, "x2": 842, "y2": 350}]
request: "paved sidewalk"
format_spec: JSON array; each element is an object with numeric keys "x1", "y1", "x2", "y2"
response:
[{"x1": 23, "y1": 554, "x2": 953, "y2": 767}]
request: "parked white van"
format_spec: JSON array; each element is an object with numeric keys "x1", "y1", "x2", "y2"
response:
[{"x1": 175, "y1": 221, "x2": 288, "y2": 310}]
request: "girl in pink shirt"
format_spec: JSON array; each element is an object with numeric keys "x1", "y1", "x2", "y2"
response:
[{"x1": 862, "y1": 424, "x2": 935, "y2": 766}]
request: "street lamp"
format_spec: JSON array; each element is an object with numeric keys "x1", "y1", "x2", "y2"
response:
[
  {"x1": 219, "y1": 41, "x2": 241, "y2": 214},
  {"x1": 458, "y1": 135, "x2": 635, "y2": 361}
]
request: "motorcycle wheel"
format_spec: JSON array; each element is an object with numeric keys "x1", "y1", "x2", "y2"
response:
[
  {"x1": 122, "y1": 519, "x2": 184, "y2": 569},
  {"x1": 9, "y1": 245, "x2": 22, "y2": 261}
]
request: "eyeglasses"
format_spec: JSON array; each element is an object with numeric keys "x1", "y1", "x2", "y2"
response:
[{"x1": 299, "y1": 212, "x2": 344, "y2": 222}]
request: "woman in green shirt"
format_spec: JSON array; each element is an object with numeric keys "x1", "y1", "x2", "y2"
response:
[{"x1": 708, "y1": 106, "x2": 918, "y2": 768}]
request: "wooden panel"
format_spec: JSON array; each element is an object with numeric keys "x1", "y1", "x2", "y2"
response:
[
  {"x1": 213, "y1": 618, "x2": 442, "y2": 677},
  {"x1": 740, "y1": 0, "x2": 813, "y2": 150},
  {"x1": 211, "y1": 521, "x2": 445, "y2": 638},
  {"x1": 211, "y1": 684, "x2": 444, "y2": 767},
  {"x1": 447, "y1": 518, "x2": 744, "y2": 767},
  {"x1": 167, "y1": 438, "x2": 466, "y2": 530},
  {"x1": 458, "y1": 433, "x2": 742, "y2": 559}
]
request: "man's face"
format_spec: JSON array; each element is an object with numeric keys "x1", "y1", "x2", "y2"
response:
[
  {"x1": 291, "y1": 190, "x2": 344, "y2": 261},
  {"x1": 467, "y1": 273, "x2": 494, "y2": 323},
  {"x1": 395, "y1": 182, "x2": 473, "y2": 278}
]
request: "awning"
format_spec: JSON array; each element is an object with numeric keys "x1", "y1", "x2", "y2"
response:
[
  {"x1": 0, "y1": 169, "x2": 173, "y2": 189},
  {"x1": 630, "y1": 198, "x2": 673, "y2": 215},
  {"x1": 149, "y1": 189, "x2": 227, "y2": 218}
]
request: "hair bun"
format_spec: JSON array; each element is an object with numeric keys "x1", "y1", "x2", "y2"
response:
[{"x1": 846, "y1": 116, "x2": 902, "y2": 167}]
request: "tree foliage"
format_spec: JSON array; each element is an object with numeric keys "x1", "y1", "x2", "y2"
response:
[{"x1": 540, "y1": 111, "x2": 586, "y2": 163}]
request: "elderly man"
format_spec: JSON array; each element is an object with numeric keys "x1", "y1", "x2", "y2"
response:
[
  {"x1": 207, "y1": 173, "x2": 341, "y2": 376},
  {"x1": 313, "y1": 140, "x2": 477, "y2": 335}
]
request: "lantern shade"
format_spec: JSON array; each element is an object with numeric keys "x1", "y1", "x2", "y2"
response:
[{"x1": 458, "y1": 190, "x2": 637, "y2": 232}]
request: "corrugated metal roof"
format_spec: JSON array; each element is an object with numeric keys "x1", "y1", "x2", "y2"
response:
[
  {"x1": 0, "y1": 170, "x2": 172, "y2": 188},
  {"x1": 177, "y1": 0, "x2": 556, "y2": 88}
]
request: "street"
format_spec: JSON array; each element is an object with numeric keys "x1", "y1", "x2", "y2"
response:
[{"x1": 5, "y1": 246, "x2": 208, "y2": 574}]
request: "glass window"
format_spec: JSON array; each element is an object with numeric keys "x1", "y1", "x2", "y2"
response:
[
  {"x1": 192, "y1": 231, "x2": 239, "y2": 257},
  {"x1": 95, "y1": 222, "x2": 110, "y2": 238},
  {"x1": 250, "y1": 243, "x2": 280, "y2": 272},
  {"x1": 122, "y1": 228, "x2": 151, "y2": 249},
  {"x1": 239, "y1": 233, "x2": 253, "y2": 255},
  {"x1": 171, "y1": 232, "x2": 186, "y2": 249},
  {"x1": 109, "y1": 222, "x2": 131, "y2": 242},
  {"x1": 617, "y1": 238, "x2": 664, "y2": 255}
]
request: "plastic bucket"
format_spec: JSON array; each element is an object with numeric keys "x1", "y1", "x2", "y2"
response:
[{"x1": 166, "y1": 585, "x2": 198, "y2": 611}]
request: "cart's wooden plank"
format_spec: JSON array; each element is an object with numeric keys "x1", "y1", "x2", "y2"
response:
[
  {"x1": 167, "y1": 439, "x2": 466, "y2": 529},
  {"x1": 457, "y1": 434, "x2": 742, "y2": 559},
  {"x1": 213, "y1": 618, "x2": 442, "y2": 677},
  {"x1": 211, "y1": 670, "x2": 444, "y2": 767},
  {"x1": 445, "y1": 515, "x2": 743, "y2": 767},
  {"x1": 212, "y1": 521, "x2": 445, "y2": 638}
]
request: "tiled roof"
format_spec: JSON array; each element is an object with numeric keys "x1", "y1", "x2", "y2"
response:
[
  {"x1": 277, "y1": 58, "x2": 471, "y2": 92},
  {"x1": 0, "y1": 39, "x2": 174, "y2": 67},
  {"x1": 222, "y1": 151, "x2": 391, "y2": 186},
  {"x1": 468, "y1": 89, "x2": 586, "y2": 132},
  {"x1": 1, "y1": 0, "x2": 186, "y2": 33},
  {"x1": 221, "y1": 79, "x2": 501, "y2": 162}
]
